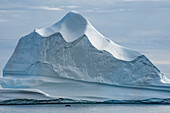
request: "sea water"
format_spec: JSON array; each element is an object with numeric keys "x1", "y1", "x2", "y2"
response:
[{"x1": 0, "y1": 104, "x2": 170, "y2": 113}]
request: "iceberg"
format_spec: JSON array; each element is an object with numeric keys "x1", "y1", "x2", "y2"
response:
[{"x1": 1, "y1": 11, "x2": 170, "y2": 105}]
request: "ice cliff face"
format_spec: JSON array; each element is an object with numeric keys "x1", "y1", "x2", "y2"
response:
[{"x1": 3, "y1": 11, "x2": 168, "y2": 85}]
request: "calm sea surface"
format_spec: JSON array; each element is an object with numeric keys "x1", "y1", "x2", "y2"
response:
[{"x1": 0, "y1": 104, "x2": 170, "y2": 113}]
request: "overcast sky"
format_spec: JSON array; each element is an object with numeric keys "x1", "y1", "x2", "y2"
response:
[{"x1": 0, "y1": 0, "x2": 170, "y2": 77}]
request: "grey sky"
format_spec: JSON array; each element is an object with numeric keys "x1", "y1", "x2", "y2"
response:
[{"x1": 0, "y1": 0, "x2": 170, "y2": 77}]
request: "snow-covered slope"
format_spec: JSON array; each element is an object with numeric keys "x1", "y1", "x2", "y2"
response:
[{"x1": 36, "y1": 11, "x2": 141, "y2": 61}]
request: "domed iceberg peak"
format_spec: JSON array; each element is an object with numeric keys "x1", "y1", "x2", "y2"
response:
[{"x1": 3, "y1": 11, "x2": 170, "y2": 85}]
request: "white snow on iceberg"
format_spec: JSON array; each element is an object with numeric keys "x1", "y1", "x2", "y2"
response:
[{"x1": 36, "y1": 11, "x2": 142, "y2": 61}]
